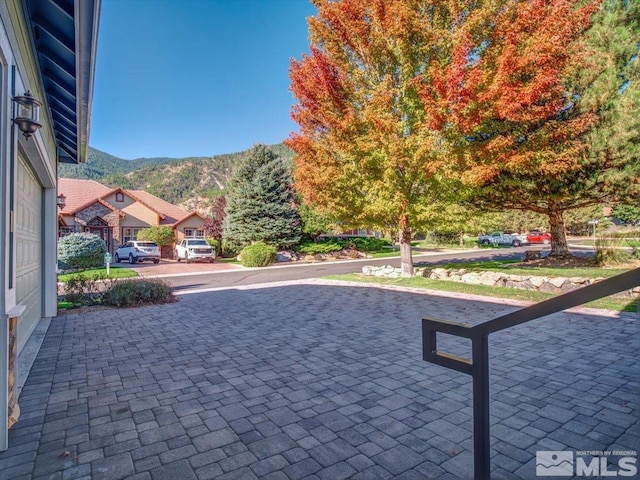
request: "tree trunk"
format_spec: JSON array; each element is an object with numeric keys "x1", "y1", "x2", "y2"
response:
[
  {"x1": 399, "y1": 226, "x2": 413, "y2": 277},
  {"x1": 548, "y1": 205, "x2": 570, "y2": 257},
  {"x1": 459, "y1": 232, "x2": 464, "y2": 247}
]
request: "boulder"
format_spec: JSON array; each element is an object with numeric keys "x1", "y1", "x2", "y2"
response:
[
  {"x1": 461, "y1": 272, "x2": 482, "y2": 284},
  {"x1": 276, "y1": 251, "x2": 293, "y2": 262},
  {"x1": 430, "y1": 268, "x2": 449, "y2": 280},
  {"x1": 480, "y1": 271, "x2": 504, "y2": 286},
  {"x1": 362, "y1": 265, "x2": 374, "y2": 275},
  {"x1": 529, "y1": 276, "x2": 545, "y2": 288},
  {"x1": 548, "y1": 277, "x2": 567, "y2": 288}
]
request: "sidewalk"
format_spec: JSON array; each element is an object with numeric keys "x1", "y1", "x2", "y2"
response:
[{"x1": 1, "y1": 280, "x2": 637, "y2": 479}]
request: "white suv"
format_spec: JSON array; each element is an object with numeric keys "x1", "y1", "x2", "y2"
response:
[
  {"x1": 175, "y1": 239, "x2": 215, "y2": 263},
  {"x1": 115, "y1": 241, "x2": 161, "y2": 264}
]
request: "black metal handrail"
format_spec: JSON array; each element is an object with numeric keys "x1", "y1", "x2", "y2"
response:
[{"x1": 422, "y1": 267, "x2": 640, "y2": 479}]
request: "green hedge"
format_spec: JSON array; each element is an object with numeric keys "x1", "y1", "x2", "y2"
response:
[
  {"x1": 297, "y1": 240, "x2": 343, "y2": 255},
  {"x1": 297, "y1": 237, "x2": 390, "y2": 255},
  {"x1": 241, "y1": 242, "x2": 277, "y2": 267}
]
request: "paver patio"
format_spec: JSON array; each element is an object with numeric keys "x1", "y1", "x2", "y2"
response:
[{"x1": 0, "y1": 280, "x2": 637, "y2": 479}]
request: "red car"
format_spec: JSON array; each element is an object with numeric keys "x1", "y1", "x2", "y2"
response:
[{"x1": 526, "y1": 230, "x2": 552, "y2": 244}]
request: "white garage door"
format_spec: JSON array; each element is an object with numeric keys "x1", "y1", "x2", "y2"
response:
[{"x1": 15, "y1": 155, "x2": 43, "y2": 354}]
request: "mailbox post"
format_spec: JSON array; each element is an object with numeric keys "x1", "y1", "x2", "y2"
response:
[
  {"x1": 587, "y1": 219, "x2": 599, "y2": 244},
  {"x1": 104, "y1": 252, "x2": 112, "y2": 275}
]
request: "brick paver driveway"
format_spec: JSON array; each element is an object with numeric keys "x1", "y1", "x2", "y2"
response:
[{"x1": 1, "y1": 280, "x2": 638, "y2": 479}]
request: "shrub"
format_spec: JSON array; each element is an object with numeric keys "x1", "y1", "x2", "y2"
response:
[
  {"x1": 206, "y1": 238, "x2": 221, "y2": 256},
  {"x1": 423, "y1": 232, "x2": 460, "y2": 245},
  {"x1": 62, "y1": 273, "x2": 107, "y2": 305},
  {"x1": 625, "y1": 239, "x2": 640, "y2": 259},
  {"x1": 607, "y1": 230, "x2": 640, "y2": 238},
  {"x1": 58, "y1": 233, "x2": 107, "y2": 271},
  {"x1": 137, "y1": 226, "x2": 175, "y2": 246},
  {"x1": 240, "y1": 242, "x2": 277, "y2": 267},
  {"x1": 296, "y1": 240, "x2": 343, "y2": 255},
  {"x1": 296, "y1": 237, "x2": 390, "y2": 254},
  {"x1": 348, "y1": 237, "x2": 390, "y2": 251},
  {"x1": 221, "y1": 239, "x2": 243, "y2": 258},
  {"x1": 102, "y1": 279, "x2": 175, "y2": 308},
  {"x1": 595, "y1": 237, "x2": 630, "y2": 266}
]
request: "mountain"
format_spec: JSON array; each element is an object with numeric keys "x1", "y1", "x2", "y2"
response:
[{"x1": 58, "y1": 144, "x2": 294, "y2": 216}]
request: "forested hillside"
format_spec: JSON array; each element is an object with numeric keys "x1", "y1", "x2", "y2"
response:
[{"x1": 58, "y1": 144, "x2": 293, "y2": 216}]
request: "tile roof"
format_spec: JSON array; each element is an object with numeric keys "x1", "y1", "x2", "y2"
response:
[
  {"x1": 57, "y1": 178, "x2": 196, "y2": 224},
  {"x1": 57, "y1": 178, "x2": 112, "y2": 215},
  {"x1": 126, "y1": 190, "x2": 191, "y2": 225}
]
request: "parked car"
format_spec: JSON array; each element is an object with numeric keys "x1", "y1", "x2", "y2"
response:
[
  {"x1": 175, "y1": 239, "x2": 216, "y2": 263},
  {"x1": 114, "y1": 241, "x2": 160, "y2": 264},
  {"x1": 526, "y1": 230, "x2": 552, "y2": 245},
  {"x1": 478, "y1": 232, "x2": 528, "y2": 247}
]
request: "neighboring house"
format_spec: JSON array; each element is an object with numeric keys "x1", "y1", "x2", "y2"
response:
[
  {"x1": 0, "y1": 0, "x2": 100, "y2": 450},
  {"x1": 57, "y1": 178, "x2": 208, "y2": 255}
]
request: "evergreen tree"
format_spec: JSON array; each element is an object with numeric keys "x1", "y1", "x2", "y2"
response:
[
  {"x1": 223, "y1": 145, "x2": 301, "y2": 248},
  {"x1": 611, "y1": 203, "x2": 640, "y2": 225}
]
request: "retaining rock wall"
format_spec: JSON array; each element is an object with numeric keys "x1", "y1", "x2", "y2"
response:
[{"x1": 361, "y1": 265, "x2": 640, "y2": 297}]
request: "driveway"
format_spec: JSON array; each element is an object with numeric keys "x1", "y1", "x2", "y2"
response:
[{"x1": 1, "y1": 280, "x2": 637, "y2": 479}]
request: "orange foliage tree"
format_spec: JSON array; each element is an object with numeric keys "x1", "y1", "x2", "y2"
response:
[
  {"x1": 287, "y1": 0, "x2": 497, "y2": 276},
  {"x1": 419, "y1": 0, "x2": 621, "y2": 257},
  {"x1": 289, "y1": 0, "x2": 622, "y2": 263}
]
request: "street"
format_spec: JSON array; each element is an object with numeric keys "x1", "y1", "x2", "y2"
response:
[{"x1": 160, "y1": 246, "x2": 589, "y2": 293}]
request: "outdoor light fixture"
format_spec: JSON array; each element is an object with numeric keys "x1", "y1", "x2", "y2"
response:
[
  {"x1": 12, "y1": 91, "x2": 42, "y2": 139},
  {"x1": 56, "y1": 194, "x2": 66, "y2": 209}
]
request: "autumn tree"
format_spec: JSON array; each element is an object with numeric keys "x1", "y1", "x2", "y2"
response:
[
  {"x1": 288, "y1": 0, "x2": 498, "y2": 276},
  {"x1": 223, "y1": 145, "x2": 302, "y2": 248},
  {"x1": 204, "y1": 196, "x2": 227, "y2": 242},
  {"x1": 431, "y1": 0, "x2": 638, "y2": 256}
]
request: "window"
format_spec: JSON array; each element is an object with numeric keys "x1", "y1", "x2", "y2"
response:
[
  {"x1": 184, "y1": 228, "x2": 204, "y2": 238},
  {"x1": 115, "y1": 192, "x2": 124, "y2": 202},
  {"x1": 122, "y1": 227, "x2": 145, "y2": 243},
  {"x1": 59, "y1": 226, "x2": 76, "y2": 237}
]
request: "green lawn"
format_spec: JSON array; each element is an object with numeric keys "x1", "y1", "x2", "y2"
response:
[
  {"x1": 58, "y1": 267, "x2": 138, "y2": 282},
  {"x1": 324, "y1": 268, "x2": 638, "y2": 313}
]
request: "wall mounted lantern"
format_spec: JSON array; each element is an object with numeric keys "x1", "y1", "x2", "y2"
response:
[
  {"x1": 56, "y1": 194, "x2": 66, "y2": 209},
  {"x1": 12, "y1": 91, "x2": 42, "y2": 139}
]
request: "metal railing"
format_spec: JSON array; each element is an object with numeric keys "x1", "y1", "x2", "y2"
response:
[{"x1": 422, "y1": 267, "x2": 640, "y2": 479}]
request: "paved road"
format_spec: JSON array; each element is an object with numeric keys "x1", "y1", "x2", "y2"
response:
[{"x1": 164, "y1": 246, "x2": 594, "y2": 293}]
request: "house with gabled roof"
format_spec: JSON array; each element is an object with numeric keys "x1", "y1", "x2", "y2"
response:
[{"x1": 58, "y1": 178, "x2": 208, "y2": 255}]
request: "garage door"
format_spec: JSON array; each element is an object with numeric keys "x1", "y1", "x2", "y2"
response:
[{"x1": 15, "y1": 155, "x2": 43, "y2": 354}]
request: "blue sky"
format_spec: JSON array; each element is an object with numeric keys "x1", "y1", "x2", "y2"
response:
[{"x1": 90, "y1": 0, "x2": 316, "y2": 160}]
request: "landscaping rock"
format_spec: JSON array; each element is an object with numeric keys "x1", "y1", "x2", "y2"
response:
[
  {"x1": 359, "y1": 265, "x2": 636, "y2": 297},
  {"x1": 461, "y1": 272, "x2": 482, "y2": 284},
  {"x1": 277, "y1": 251, "x2": 293, "y2": 262}
]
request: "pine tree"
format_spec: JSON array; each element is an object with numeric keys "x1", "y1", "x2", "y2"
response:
[{"x1": 223, "y1": 145, "x2": 302, "y2": 248}]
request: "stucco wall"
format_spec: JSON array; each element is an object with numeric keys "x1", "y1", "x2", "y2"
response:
[
  {"x1": 175, "y1": 216, "x2": 205, "y2": 242},
  {"x1": 120, "y1": 202, "x2": 158, "y2": 227}
]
